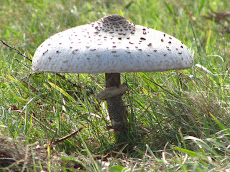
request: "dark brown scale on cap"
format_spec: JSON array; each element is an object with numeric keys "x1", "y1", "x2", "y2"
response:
[
  {"x1": 72, "y1": 49, "x2": 79, "y2": 54},
  {"x1": 43, "y1": 50, "x2": 48, "y2": 55},
  {"x1": 147, "y1": 43, "x2": 152, "y2": 46},
  {"x1": 140, "y1": 37, "x2": 146, "y2": 40}
]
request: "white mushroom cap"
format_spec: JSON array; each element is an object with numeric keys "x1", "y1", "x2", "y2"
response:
[{"x1": 32, "y1": 15, "x2": 194, "y2": 74}]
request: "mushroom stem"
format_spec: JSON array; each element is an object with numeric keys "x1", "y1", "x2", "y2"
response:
[{"x1": 105, "y1": 73, "x2": 128, "y2": 136}]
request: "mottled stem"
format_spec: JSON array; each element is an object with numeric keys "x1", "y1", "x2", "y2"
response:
[{"x1": 105, "y1": 73, "x2": 128, "y2": 134}]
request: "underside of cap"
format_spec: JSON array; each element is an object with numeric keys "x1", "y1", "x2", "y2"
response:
[{"x1": 32, "y1": 15, "x2": 194, "y2": 74}]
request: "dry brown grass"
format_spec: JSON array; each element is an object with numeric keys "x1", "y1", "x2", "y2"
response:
[{"x1": 0, "y1": 134, "x2": 85, "y2": 171}]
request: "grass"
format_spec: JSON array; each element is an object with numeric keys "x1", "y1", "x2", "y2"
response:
[{"x1": 0, "y1": 0, "x2": 230, "y2": 171}]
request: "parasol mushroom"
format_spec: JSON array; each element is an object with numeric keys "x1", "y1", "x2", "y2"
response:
[{"x1": 32, "y1": 14, "x2": 194, "y2": 142}]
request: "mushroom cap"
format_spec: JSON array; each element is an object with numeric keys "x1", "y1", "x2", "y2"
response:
[{"x1": 32, "y1": 15, "x2": 194, "y2": 74}]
